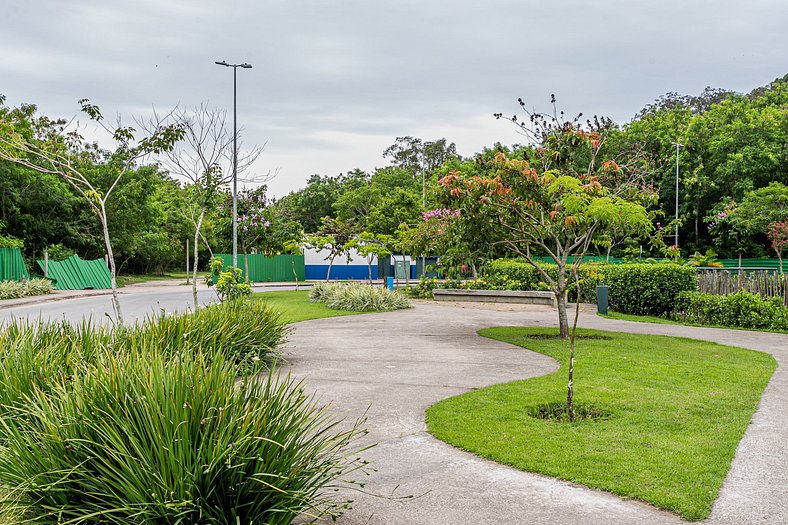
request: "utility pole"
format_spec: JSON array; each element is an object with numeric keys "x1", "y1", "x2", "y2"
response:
[
  {"x1": 672, "y1": 141, "x2": 684, "y2": 248},
  {"x1": 215, "y1": 60, "x2": 252, "y2": 268}
]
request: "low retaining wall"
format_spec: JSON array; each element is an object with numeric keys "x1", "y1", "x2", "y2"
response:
[{"x1": 432, "y1": 289, "x2": 557, "y2": 308}]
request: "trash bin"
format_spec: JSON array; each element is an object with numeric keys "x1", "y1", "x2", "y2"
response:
[
  {"x1": 386, "y1": 276, "x2": 394, "y2": 291},
  {"x1": 596, "y1": 285, "x2": 609, "y2": 315}
]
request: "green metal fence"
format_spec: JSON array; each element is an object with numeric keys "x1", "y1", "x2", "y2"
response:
[
  {"x1": 0, "y1": 248, "x2": 29, "y2": 281},
  {"x1": 214, "y1": 254, "x2": 305, "y2": 283},
  {"x1": 37, "y1": 255, "x2": 112, "y2": 290}
]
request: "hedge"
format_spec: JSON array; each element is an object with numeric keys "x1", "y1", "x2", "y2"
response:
[
  {"x1": 603, "y1": 263, "x2": 698, "y2": 316},
  {"x1": 675, "y1": 291, "x2": 788, "y2": 332},
  {"x1": 479, "y1": 259, "x2": 698, "y2": 315}
]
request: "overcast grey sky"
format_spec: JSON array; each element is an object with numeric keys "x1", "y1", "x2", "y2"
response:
[{"x1": 2, "y1": 0, "x2": 786, "y2": 197}]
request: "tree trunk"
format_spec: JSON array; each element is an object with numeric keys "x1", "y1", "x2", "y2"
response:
[
  {"x1": 471, "y1": 261, "x2": 478, "y2": 279},
  {"x1": 99, "y1": 205, "x2": 124, "y2": 326},
  {"x1": 326, "y1": 255, "x2": 335, "y2": 282},
  {"x1": 567, "y1": 271, "x2": 582, "y2": 422},
  {"x1": 291, "y1": 254, "x2": 299, "y2": 290},
  {"x1": 368, "y1": 260, "x2": 373, "y2": 284},
  {"x1": 606, "y1": 245, "x2": 612, "y2": 262},
  {"x1": 556, "y1": 290, "x2": 569, "y2": 339},
  {"x1": 192, "y1": 208, "x2": 205, "y2": 310},
  {"x1": 778, "y1": 251, "x2": 784, "y2": 275},
  {"x1": 243, "y1": 249, "x2": 250, "y2": 284}
]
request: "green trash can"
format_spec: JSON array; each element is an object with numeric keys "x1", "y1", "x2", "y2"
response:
[{"x1": 596, "y1": 285, "x2": 609, "y2": 315}]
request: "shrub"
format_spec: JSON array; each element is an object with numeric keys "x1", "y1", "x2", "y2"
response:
[
  {"x1": 0, "y1": 278, "x2": 54, "y2": 300},
  {"x1": 0, "y1": 348, "x2": 368, "y2": 523},
  {"x1": 310, "y1": 282, "x2": 411, "y2": 311},
  {"x1": 406, "y1": 276, "x2": 437, "y2": 299},
  {"x1": 0, "y1": 280, "x2": 25, "y2": 299},
  {"x1": 139, "y1": 299, "x2": 287, "y2": 373},
  {"x1": 0, "y1": 301, "x2": 287, "y2": 415},
  {"x1": 675, "y1": 291, "x2": 788, "y2": 331},
  {"x1": 604, "y1": 263, "x2": 697, "y2": 316}
]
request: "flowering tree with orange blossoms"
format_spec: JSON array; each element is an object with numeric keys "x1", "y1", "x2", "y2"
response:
[{"x1": 439, "y1": 102, "x2": 655, "y2": 420}]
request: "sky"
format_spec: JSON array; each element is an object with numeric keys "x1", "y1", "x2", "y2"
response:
[{"x1": 2, "y1": 0, "x2": 786, "y2": 198}]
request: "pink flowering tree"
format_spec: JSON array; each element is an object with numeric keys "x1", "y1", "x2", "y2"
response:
[{"x1": 767, "y1": 221, "x2": 788, "y2": 274}]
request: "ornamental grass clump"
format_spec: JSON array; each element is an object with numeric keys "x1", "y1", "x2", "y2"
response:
[
  {"x1": 310, "y1": 282, "x2": 411, "y2": 312},
  {"x1": 0, "y1": 348, "x2": 369, "y2": 524},
  {"x1": 0, "y1": 278, "x2": 53, "y2": 300},
  {"x1": 137, "y1": 299, "x2": 287, "y2": 373}
]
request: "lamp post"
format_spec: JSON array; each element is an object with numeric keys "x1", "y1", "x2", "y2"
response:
[
  {"x1": 215, "y1": 60, "x2": 252, "y2": 269},
  {"x1": 672, "y1": 141, "x2": 684, "y2": 248}
]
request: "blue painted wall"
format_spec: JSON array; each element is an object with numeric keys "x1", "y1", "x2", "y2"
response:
[{"x1": 305, "y1": 265, "x2": 379, "y2": 280}]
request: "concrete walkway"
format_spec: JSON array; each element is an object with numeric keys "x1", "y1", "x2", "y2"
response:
[{"x1": 282, "y1": 301, "x2": 788, "y2": 525}]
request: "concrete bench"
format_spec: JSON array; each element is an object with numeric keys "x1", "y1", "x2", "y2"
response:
[{"x1": 432, "y1": 289, "x2": 557, "y2": 308}]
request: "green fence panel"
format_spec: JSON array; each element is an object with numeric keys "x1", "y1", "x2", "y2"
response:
[
  {"x1": 0, "y1": 248, "x2": 29, "y2": 281},
  {"x1": 214, "y1": 254, "x2": 304, "y2": 283},
  {"x1": 37, "y1": 255, "x2": 112, "y2": 290}
]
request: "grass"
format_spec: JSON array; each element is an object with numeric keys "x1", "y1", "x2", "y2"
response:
[
  {"x1": 426, "y1": 327, "x2": 776, "y2": 520},
  {"x1": 599, "y1": 310, "x2": 682, "y2": 325},
  {"x1": 252, "y1": 290, "x2": 362, "y2": 324},
  {"x1": 116, "y1": 271, "x2": 207, "y2": 286},
  {"x1": 600, "y1": 310, "x2": 788, "y2": 334}
]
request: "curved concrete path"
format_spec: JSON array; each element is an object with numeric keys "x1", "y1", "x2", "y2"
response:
[{"x1": 282, "y1": 302, "x2": 787, "y2": 525}]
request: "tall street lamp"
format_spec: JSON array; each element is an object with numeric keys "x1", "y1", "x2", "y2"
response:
[
  {"x1": 672, "y1": 141, "x2": 684, "y2": 248},
  {"x1": 215, "y1": 60, "x2": 252, "y2": 269}
]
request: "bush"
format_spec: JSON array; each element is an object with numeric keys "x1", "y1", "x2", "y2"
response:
[
  {"x1": 477, "y1": 259, "x2": 603, "y2": 301},
  {"x1": 0, "y1": 278, "x2": 54, "y2": 300},
  {"x1": 0, "y1": 348, "x2": 368, "y2": 523},
  {"x1": 139, "y1": 299, "x2": 287, "y2": 373},
  {"x1": 604, "y1": 263, "x2": 697, "y2": 316},
  {"x1": 0, "y1": 301, "x2": 287, "y2": 416},
  {"x1": 310, "y1": 282, "x2": 411, "y2": 311},
  {"x1": 675, "y1": 291, "x2": 788, "y2": 331}
]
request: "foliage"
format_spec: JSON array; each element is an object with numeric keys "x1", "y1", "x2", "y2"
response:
[
  {"x1": 427, "y1": 327, "x2": 776, "y2": 520},
  {"x1": 0, "y1": 234, "x2": 23, "y2": 249},
  {"x1": 767, "y1": 221, "x2": 788, "y2": 273},
  {"x1": 346, "y1": 232, "x2": 393, "y2": 283},
  {"x1": 215, "y1": 266, "x2": 252, "y2": 301},
  {"x1": 675, "y1": 291, "x2": 788, "y2": 331},
  {"x1": 0, "y1": 299, "x2": 365, "y2": 523},
  {"x1": 604, "y1": 263, "x2": 697, "y2": 316},
  {"x1": 0, "y1": 278, "x2": 53, "y2": 300},
  {"x1": 440, "y1": 105, "x2": 654, "y2": 339},
  {"x1": 687, "y1": 249, "x2": 723, "y2": 267},
  {"x1": 309, "y1": 282, "x2": 411, "y2": 312},
  {"x1": 0, "y1": 348, "x2": 366, "y2": 523}
]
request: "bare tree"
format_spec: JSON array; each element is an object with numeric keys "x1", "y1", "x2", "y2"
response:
[
  {"x1": 150, "y1": 104, "x2": 267, "y2": 308},
  {"x1": 0, "y1": 99, "x2": 183, "y2": 325}
]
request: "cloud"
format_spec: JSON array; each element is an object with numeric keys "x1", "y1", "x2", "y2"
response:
[{"x1": 1, "y1": 0, "x2": 785, "y2": 196}]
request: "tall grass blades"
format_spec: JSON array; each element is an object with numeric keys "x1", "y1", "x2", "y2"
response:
[
  {"x1": 0, "y1": 349, "x2": 369, "y2": 524},
  {"x1": 310, "y1": 282, "x2": 411, "y2": 312},
  {"x1": 133, "y1": 299, "x2": 288, "y2": 373}
]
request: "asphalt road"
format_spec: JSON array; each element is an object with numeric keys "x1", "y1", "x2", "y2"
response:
[{"x1": 0, "y1": 282, "x2": 302, "y2": 324}]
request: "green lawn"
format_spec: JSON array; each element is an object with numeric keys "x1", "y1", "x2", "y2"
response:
[
  {"x1": 117, "y1": 272, "x2": 206, "y2": 286},
  {"x1": 599, "y1": 311, "x2": 682, "y2": 325},
  {"x1": 251, "y1": 290, "x2": 361, "y2": 324},
  {"x1": 426, "y1": 327, "x2": 776, "y2": 520}
]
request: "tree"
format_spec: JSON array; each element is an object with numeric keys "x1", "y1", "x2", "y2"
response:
[
  {"x1": 0, "y1": 98, "x2": 183, "y2": 324},
  {"x1": 309, "y1": 217, "x2": 358, "y2": 281},
  {"x1": 152, "y1": 104, "x2": 264, "y2": 308},
  {"x1": 444, "y1": 101, "x2": 653, "y2": 421},
  {"x1": 767, "y1": 221, "x2": 788, "y2": 274},
  {"x1": 283, "y1": 232, "x2": 305, "y2": 290},
  {"x1": 347, "y1": 232, "x2": 392, "y2": 283}
]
